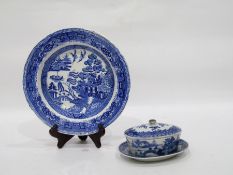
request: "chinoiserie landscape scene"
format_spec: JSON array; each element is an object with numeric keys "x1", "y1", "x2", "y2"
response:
[{"x1": 44, "y1": 48, "x2": 114, "y2": 119}]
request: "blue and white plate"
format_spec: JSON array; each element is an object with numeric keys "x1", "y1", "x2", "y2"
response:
[
  {"x1": 119, "y1": 139, "x2": 188, "y2": 162},
  {"x1": 23, "y1": 28, "x2": 130, "y2": 135}
]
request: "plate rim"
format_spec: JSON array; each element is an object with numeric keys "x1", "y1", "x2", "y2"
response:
[{"x1": 23, "y1": 28, "x2": 130, "y2": 135}]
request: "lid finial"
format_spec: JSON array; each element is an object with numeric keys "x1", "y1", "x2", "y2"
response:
[{"x1": 149, "y1": 119, "x2": 157, "y2": 125}]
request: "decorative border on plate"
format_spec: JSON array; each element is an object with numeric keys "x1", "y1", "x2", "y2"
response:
[{"x1": 23, "y1": 28, "x2": 130, "y2": 135}]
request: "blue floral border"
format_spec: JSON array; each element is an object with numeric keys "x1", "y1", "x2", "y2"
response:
[{"x1": 23, "y1": 28, "x2": 130, "y2": 135}]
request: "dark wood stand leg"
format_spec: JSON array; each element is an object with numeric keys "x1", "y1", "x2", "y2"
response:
[
  {"x1": 49, "y1": 125, "x2": 74, "y2": 148},
  {"x1": 78, "y1": 135, "x2": 88, "y2": 141},
  {"x1": 89, "y1": 124, "x2": 105, "y2": 148},
  {"x1": 49, "y1": 124, "x2": 105, "y2": 148}
]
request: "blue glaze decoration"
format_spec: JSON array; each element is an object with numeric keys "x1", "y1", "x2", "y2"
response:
[
  {"x1": 130, "y1": 136, "x2": 179, "y2": 156},
  {"x1": 125, "y1": 122, "x2": 181, "y2": 138},
  {"x1": 119, "y1": 139, "x2": 188, "y2": 158},
  {"x1": 23, "y1": 28, "x2": 130, "y2": 135}
]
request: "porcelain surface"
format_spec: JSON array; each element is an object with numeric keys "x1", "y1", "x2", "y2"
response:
[
  {"x1": 23, "y1": 28, "x2": 130, "y2": 135},
  {"x1": 126, "y1": 134, "x2": 180, "y2": 156},
  {"x1": 119, "y1": 139, "x2": 188, "y2": 162},
  {"x1": 124, "y1": 120, "x2": 181, "y2": 138},
  {"x1": 124, "y1": 120, "x2": 181, "y2": 156}
]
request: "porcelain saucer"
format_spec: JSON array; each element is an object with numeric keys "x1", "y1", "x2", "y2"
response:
[{"x1": 119, "y1": 139, "x2": 188, "y2": 162}]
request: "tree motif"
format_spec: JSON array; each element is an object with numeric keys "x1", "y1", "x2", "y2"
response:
[
  {"x1": 161, "y1": 137, "x2": 177, "y2": 154},
  {"x1": 64, "y1": 53, "x2": 107, "y2": 113},
  {"x1": 74, "y1": 53, "x2": 106, "y2": 98},
  {"x1": 48, "y1": 82, "x2": 57, "y2": 98},
  {"x1": 57, "y1": 82, "x2": 64, "y2": 92}
]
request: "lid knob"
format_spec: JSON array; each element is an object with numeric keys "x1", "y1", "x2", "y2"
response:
[{"x1": 149, "y1": 119, "x2": 157, "y2": 125}]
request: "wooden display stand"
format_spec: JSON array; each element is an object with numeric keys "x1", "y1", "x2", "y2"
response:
[{"x1": 49, "y1": 124, "x2": 105, "y2": 148}]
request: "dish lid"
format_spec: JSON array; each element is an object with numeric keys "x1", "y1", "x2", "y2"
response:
[{"x1": 124, "y1": 119, "x2": 181, "y2": 138}]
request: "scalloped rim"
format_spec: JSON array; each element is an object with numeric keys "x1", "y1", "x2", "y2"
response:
[{"x1": 23, "y1": 28, "x2": 130, "y2": 135}]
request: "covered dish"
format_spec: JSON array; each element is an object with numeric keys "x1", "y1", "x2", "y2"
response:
[{"x1": 124, "y1": 119, "x2": 181, "y2": 157}]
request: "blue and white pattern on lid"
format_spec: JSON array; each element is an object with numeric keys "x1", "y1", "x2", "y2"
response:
[
  {"x1": 125, "y1": 120, "x2": 181, "y2": 138},
  {"x1": 23, "y1": 28, "x2": 130, "y2": 135}
]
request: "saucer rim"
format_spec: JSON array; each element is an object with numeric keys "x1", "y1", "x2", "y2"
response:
[{"x1": 119, "y1": 139, "x2": 188, "y2": 160}]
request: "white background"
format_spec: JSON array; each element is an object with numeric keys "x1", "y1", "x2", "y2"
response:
[{"x1": 0, "y1": 0, "x2": 233, "y2": 174}]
